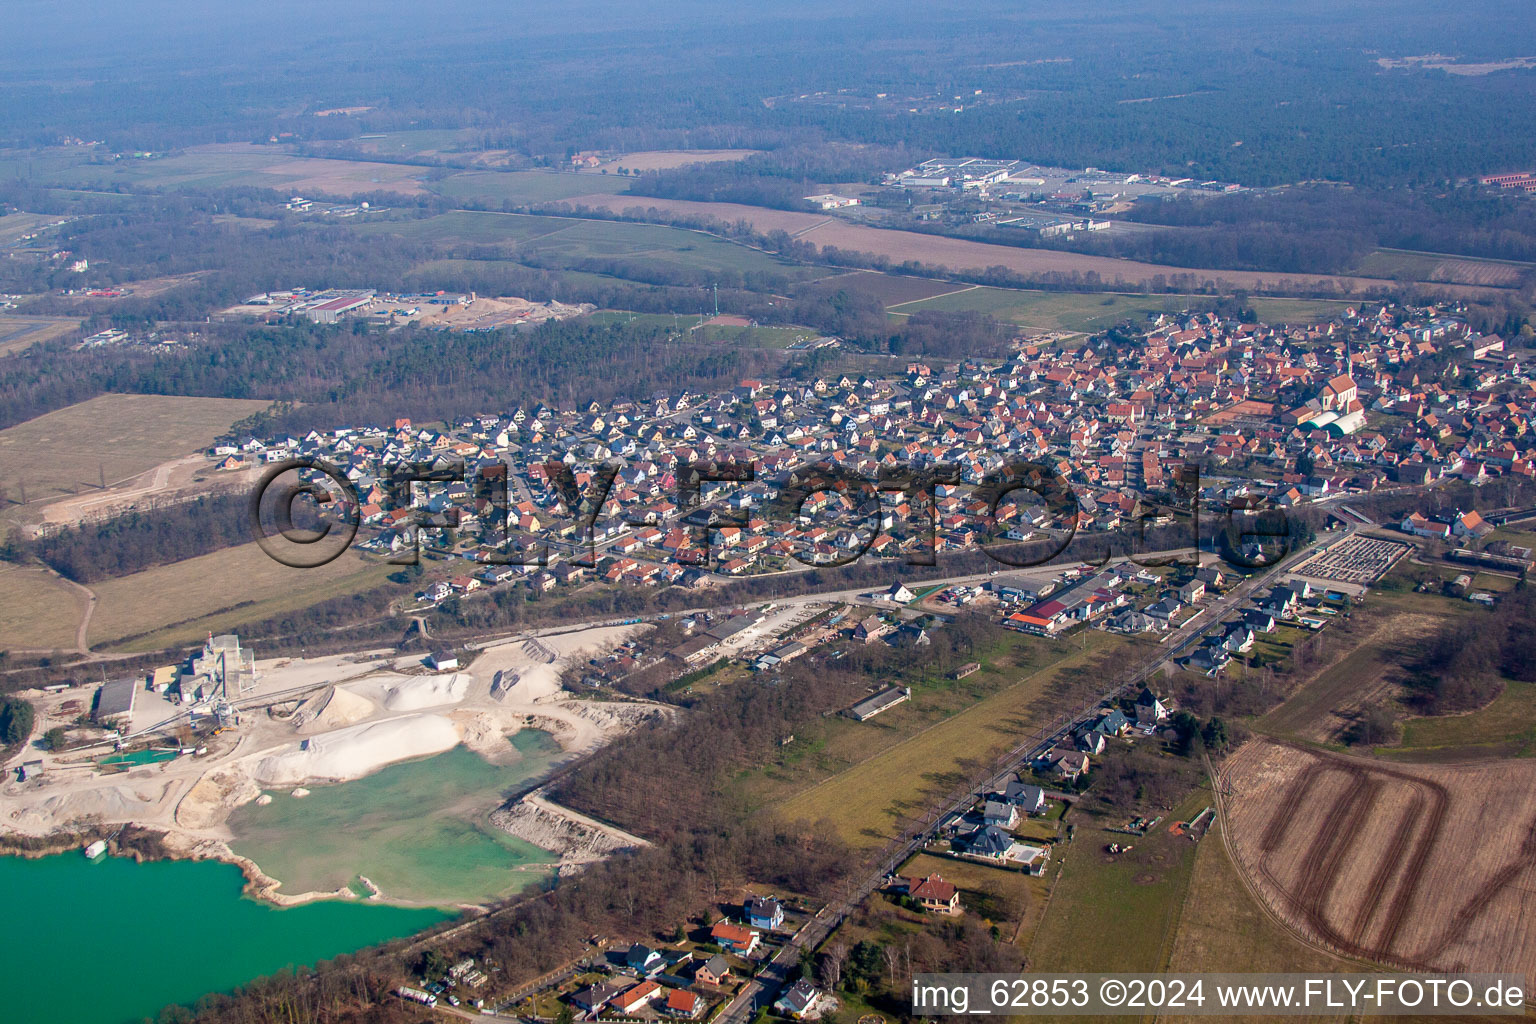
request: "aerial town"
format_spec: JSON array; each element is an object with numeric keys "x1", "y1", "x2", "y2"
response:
[{"x1": 6, "y1": 4, "x2": 1536, "y2": 1023}]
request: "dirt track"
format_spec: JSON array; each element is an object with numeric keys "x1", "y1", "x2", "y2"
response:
[{"x1": 1222, "y1": 739, "x2": 1536, "y2": 987}]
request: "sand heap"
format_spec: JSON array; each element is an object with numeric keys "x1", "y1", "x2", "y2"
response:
[
  {"x1": 345, "y1": 672, "x2": 470, "y2": 712},
  {"x1": 293, "y1": 684, "x2": 376, "y2": 734},
  {"x1": 251, "y1": 715, "x2": 460, "y2": 786},
  {"x1": 177, "y1": 765, "x2": 262, "y2": 830},
  {"x1": 10, "y1": 779, "x2": 174, "y2": 832}
]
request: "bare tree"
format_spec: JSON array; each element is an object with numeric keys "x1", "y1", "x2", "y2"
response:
[
  {"x1": 882, "y1": 943, "x2": 901, "y2": 986},
  {"x1": 819, "y1": 942, "x2": 846, "y2": 991}
]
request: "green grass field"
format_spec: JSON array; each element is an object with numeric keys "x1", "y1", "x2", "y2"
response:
[
  {"x1": 1391, "y1": 680, "x2": 1536, "y2": 757},
  {"x1": 356, "y1": 210, "x2": 824, "y2": 281},
  {"x1": 889, "y1": 286, "x2": 1351, "y2": 332},
  {"x1": 432, "y1": 170, "x2": 633, "y2": 205},
  {"x1": 353, "y1": 211, "x2": 575, "y2": 244},
  {"x1": 1026, "y1": 788, "x2": 1208, "y2": 973},
  {"x1": 772, "y1": 632, "x2": 1137, "y2": 847},
  {"x1": 87, "y1": 542, "x2": 394, "y2": 652}
]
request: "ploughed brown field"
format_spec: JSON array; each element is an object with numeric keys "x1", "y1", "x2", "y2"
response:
[
  {"x1": 557, "y1": 194, "x2": 1508, "y2": 299},
  {"x1": 1222, "y1": 739, "x2": 1536, "y2": 990}
]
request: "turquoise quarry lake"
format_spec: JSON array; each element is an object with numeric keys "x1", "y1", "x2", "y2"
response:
[
  {"x1": 227, "y1": 730, "x2": 564, "y2": 903},
  {"x1": 3, "y1": 730, "x2": 566, "y2": 1024},
  {"x1": 0, "y1": 852, "x2": 448, "y2": 1024}
]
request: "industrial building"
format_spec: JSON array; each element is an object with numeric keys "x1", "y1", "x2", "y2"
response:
[{"x1": 93, "y1": 676, "x2": 138, "y2": 726}]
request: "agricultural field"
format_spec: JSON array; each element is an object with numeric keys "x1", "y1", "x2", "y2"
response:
[
  {"x1": 0, "y1": 210, "x2": 70, "y2": 245},
  {"x1": 0, "y1": 394, "x2": 270, "y2": 510},
  {"x1": 581, "y1": 149, "x2": 759, "y2": 173},
  {"x1": 0, "y1": 564, "x2": 88, "y2": 652},
  {"x1": 85, "y1": 543, "x2": 392, "y2": 651},
  {"x1": 890, "y1": 286, "x2": 1205, "y2": 332},
  {"x1": 892, "y1": 286, "x2": 1357, "y2": 333},
  {"x1": 1160, "y1": 819, "x2": 1358, "y2": 1024},
  {"x1": 25, "y1": 144, "x2": 430, "y2": 197},
  {"x1": 801, "y1": 270, "x2": 973, "y2": 306},
  {"x1": 359, "y1": 211, "x2": 824, "y2": 281},
  {"x1": 359, "y1": 212, "x2": 575, "y2": 246},
  {"x1": 1351, "y1": 248, "x2": 1533, "y2": 288},
  {"x1": 0, "y1": 314, "x2": 82, "y2": 355},
  {"x1": 323, "y1": 129, "x2": 477, "y2": 157},
  {"x1": 518, "y1": 217, "x2": 821, "y2": 278},
  {"x1": 770, "y1": 633, "x2": 1137, "y2": 847},
  {"x1": 1025, "y1": 789, "x2": 1207, "y2": 973},
  {"x1": 553, "y1": 193, "x2": 1513, "y2": 299},
  {"x1": 432, "y1": 170, "x2": 633, "y2": 206},
  {"x1": 1222, "y1": 739, "x2": 1536, "y2": 987}
]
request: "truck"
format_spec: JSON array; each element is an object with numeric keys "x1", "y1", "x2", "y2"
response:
[{"x1": 396, "y1": 986, "x2": 437, "y2": 1007}]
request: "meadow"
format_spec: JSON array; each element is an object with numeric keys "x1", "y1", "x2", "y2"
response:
[
  {"x1": 770, "y1": 632, "x2": 1137, "y2": 848},
  {"x1": 889, "y1": 286, "x2": 1354, "y2": 332},
  {"x1": 1025, "y1": 788, "x2": 1207, "y2": 973},
  {"x1": 0, "y1": 564, "x2": 87, "y2": 651},
  {"x1": 0, "y1": 314, "x2": 83, "y2": 356},
  {"x1": 365, "y1": 210, "x2": 825, "y2": 281},
  {"x1": 86, "y1": 542, "x2": 393, "y2": 651},
  {"x1": 0, "y1": 394, "x2": 269, "y2": 508},
  {"x1": 432, "y1": 170, "x2": 633, "y2": 206}
]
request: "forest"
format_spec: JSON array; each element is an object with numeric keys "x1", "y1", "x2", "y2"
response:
[{"x1": 6, "y1": 2, "x2": 1536, "y2": 189}]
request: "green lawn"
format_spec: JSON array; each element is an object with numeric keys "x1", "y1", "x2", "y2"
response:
[{"x1": 1391, "y1": 680, "x2": 1536, "y2": 757}]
